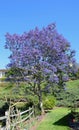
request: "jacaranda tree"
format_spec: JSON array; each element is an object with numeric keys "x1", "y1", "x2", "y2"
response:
[{"x1": 5, "y1": 23, "x2": 76, "y2": 114}]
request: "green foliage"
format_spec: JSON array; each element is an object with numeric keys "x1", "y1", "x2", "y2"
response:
[
  {"x1": 26, "y1": 95, "x2": 39, "y2": 105},
  {"x1": 34, "y1": 106, "x2": 41, "y2": 116},
  {"x1": 0, "y1": 77, "x2": 6, "y2": 82},
  {"x1": 6, "y1": 67, "x2": 23, "y2": 77},
  {"x1": 5, "y1": 67, "x2": 24, "y2": 82},
  {"x1": 14, "y1": 102, "x2": 27, "y2": 111},
  {"x1": 56, "y1": 80, "x2": 79, "y2": 113},
  {"x1": 75, "y1": 68, "x2": 79, "y2": 79},
  {"x1": 25, "y1": 94, "x2": 41, "y2": 115},
  {"x1": 66, "y1": 80, "x2": 79, "y2": 109},
  {"x1": 0, "y1": 100, "x2": 6, "y2": 108},
  {"x1": 1, "y1": 79, "x2": 79, "y2": 116},
  {"x1": 43, "y1": 95, "x2": 56, "y2": 110}
]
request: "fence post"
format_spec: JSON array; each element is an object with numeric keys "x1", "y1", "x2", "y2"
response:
[
  {"x1": 28, "y1": 107, "x2": 31, "y2": 129},
  {"x1": 28, "y1": 106, "x2": 34, "y2": 129},
  {"x1": 16, "y1": 109, "x2": 22, "y2": 129},
  {"x1": 5, "y1": 111, "x2": 10, "y2": 130},
  {"x1": 32, "y1": 106, "x2": 35, "y2": 127},
  {"x1": 0, "y1": 125, "x2": 1, "y2": 130},
  {"x1": 32, "y1": 106, "x2": 34, "y2": 118},
  {"x1": 29, "y1": 107, "x2": 31, "y2": 121}
]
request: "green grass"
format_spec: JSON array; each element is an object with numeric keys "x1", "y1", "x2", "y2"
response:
[
  {"x1": 66, "y1": 79, "x2": 79, "y2": 89},
  {"x1": 37, "y1": 108, "x2": 71, "y2": 130},
  {"x1": 66, "y1": 79, "x2": 79, "y2": 100}
]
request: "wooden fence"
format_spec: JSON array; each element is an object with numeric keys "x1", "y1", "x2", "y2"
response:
[{"x1": 0, "y1": 106, "x2": 34, "y2": 130}]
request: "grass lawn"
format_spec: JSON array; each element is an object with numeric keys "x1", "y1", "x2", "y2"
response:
[
  {"x1": 36, "y1": 107, "x2": 71, "y2": 130},
  {"x1": 66, "y1": 79, "x2": 79, "y2": 89}
]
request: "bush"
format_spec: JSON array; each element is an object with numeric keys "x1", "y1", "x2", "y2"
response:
[
  {"x1": 56, "y1": 100, "x2": 67, "y2": 107},
  {"x1": 0, "y1": 77, "x2": 6, "y2": 82},
  {"x1": 15, "y1": 102, "x2": 27, "y2": 111},
  {"x1": 34, "y1": 106, "x2": 41, "y2": 116},
  {"x1": 24, "y1": 95, "x2": 41, "y2": 115},
  {"x1": 26, "y1": 95, "x2": 39, "y2": 106},
  {"x1": 43, "y1": 95, "x2": 56, "y2": 110}
]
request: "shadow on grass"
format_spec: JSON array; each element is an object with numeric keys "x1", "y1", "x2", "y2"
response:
[{"x1": 53, "y1": 113, "x2": 71, "y2": 126}]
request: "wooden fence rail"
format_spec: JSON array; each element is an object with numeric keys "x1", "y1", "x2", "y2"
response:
[
  {"x1": 0, "y1": 106, "x2": 34, "y2": 130},
  {"x1": 0, "y1": 116, "x2": 6, "y2": 121}
]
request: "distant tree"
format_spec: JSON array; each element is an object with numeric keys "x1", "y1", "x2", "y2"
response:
[{"x1": 5, "y1": 23, "x2": 76, "y2": 114}]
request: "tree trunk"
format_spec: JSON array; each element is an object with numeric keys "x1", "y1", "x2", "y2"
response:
[{"x1": 38, "y1": 83, "x2": 44, "y2": 115}]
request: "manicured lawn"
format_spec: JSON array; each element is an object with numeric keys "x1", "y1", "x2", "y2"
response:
[{"x1": 37, "y1": 108, "x2": 71, "y2": 130}]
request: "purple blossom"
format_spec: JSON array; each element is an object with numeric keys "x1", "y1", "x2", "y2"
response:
[{"x1": 5, "y1": 23, "x2": 76, "y2": 86}]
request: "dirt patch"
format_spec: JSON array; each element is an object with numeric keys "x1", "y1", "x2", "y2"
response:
[{"x1": 30, "y1": 114, "x2": 46, "y2": 130}]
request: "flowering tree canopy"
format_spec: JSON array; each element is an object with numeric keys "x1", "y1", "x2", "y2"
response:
[
  {"x1": 5, "y1": 23, "x2": 76, "y2": 113},
  {"x1": 5, "y1": 23, "x2": 76, "y2": 83}
]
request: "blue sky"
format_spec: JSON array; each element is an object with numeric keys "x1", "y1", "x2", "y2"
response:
[{"x1": 0, "y1": 0, "x2": 79, "y2": 69}]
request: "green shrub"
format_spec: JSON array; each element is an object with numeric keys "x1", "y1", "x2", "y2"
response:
[
  {"x1": 56, "y1": 100, "x2": 67, "y2": 107},
  {"x1": 25, "y1": 94, "x2": 39, "y2": 106},
  {"x1": 34, "y1": 106, "x2": 41, "y2": 116},
  {"x1": 43, "y1": 95, "x2": 56, "y2": 110},
  {"x1": 15, "y1": 102, "x2": 27, "y2": 110},
  {"x1": 0, "y1": 77, "x2": 6, "y2": 82}
]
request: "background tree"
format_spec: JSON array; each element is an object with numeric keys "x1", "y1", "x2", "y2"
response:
[
  {"x1": 6, "y1": 67, "x2": 24, "y2": 82},
  {"x1": 5, "y1": 23, "x2": 76, "y2": 114}
]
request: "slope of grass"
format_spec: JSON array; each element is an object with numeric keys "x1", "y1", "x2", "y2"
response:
[
  {"x1": 66, "y1": 79, "x2": 79, "y2": 89},
  {"x1": 0, "y1": 82, "x2": 28, "y2": 107},
  {"x1": 37, "y1": 108, "x2": 71, "y2": 130},
  {"x1": 66, "y1": 79, "x2": 79, "y2": 101},
  {"x1": 0, "y1": 79, "x2": 79, "y2": 99}
]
